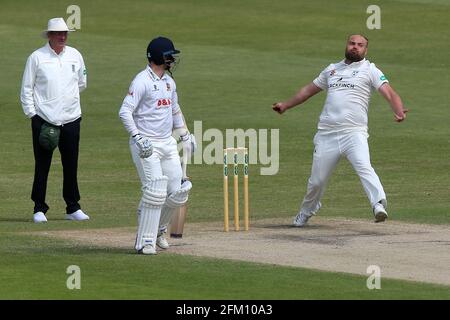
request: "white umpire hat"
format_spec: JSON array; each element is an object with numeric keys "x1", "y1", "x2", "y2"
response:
[{"x1": 41, "y1": 17, "x2": 74, "y2": 38}]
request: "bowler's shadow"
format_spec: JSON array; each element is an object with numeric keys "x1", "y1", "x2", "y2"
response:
[
  {"x1": 0, "y1": 217, "x2": 76, "y2": 222},
  {"x1": 260, "y1": 223, "x2": 333, "y2": 230},
  {"x1": 0, "y1": 217, "x2": 33, "y2": 223}
]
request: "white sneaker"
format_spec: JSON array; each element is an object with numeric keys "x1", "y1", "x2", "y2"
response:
[
  {"x1": 293, "y1": 212, "x2": 312, "y2": 227},
  {"x1": 373, "y1": 203, "x2": 388, "y2": 223},
  {"x1": 33, "y1": 211, "x2": 47, "y2": 223},
  {"x1": 65, "y1": 209, "x2": 90, "y2": 221},
  {"x1": 138, "y1": 244, "x2": 157, "y2": 255},
  {"x1": 156, "y1": 234, "x2": 170, "y2": 250}
]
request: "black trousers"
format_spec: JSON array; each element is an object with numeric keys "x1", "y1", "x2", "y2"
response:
[{"x1": 31, "y1": 115, "x2": 82, "y2": 214}]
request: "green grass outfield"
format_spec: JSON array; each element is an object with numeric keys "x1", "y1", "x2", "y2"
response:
[{"x1": 0, "y1": 0, "x2": 449, "y2": 299}]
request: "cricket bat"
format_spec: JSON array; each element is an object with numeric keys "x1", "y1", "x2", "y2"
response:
[{"x1": 170, "y1": 152, "x2": 189, "y2": 238}]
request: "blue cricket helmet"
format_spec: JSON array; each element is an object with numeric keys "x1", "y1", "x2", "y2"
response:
[{"x1": 146, "y1": 36, "x2": 180, "y2": 65}]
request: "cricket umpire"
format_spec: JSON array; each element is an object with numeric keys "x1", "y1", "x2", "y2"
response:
[
  {"x1": 20, "y1": 18, "x2": 89, "y2": 223},
  {"x1": 119, "y1": 36, "x2": 196, "y2": 255},
  {"x1": 273, "y1": 34, "x2": 408, "y2": 227}
]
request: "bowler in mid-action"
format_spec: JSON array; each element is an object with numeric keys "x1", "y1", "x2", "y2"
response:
[{"x1": 273, "y1": 34, "x2": 408, "y2": 227}]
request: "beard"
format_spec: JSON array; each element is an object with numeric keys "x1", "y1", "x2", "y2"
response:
[{"x1": 345, "y1": 49, "x2": 364, "y2": 62}]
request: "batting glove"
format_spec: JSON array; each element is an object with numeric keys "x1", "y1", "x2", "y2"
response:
[{"x1": 133, "y1": 134, "x2": 153, "y2": 158}]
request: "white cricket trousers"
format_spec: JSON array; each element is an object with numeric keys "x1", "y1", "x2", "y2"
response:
[
  {"x1": 130, "y1": 136, "x2": 182, "y2": 195},
  {"x1": 299, "y1": 130, "x2": 386, "y2": 216}
]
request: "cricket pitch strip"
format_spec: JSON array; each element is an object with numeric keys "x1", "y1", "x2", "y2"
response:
[{"x1": 33, "y1": 217, "x2": 450, "y2": 286}]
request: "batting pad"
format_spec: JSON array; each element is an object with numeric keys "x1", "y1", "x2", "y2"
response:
[
  {"x1": 135, "y1": 205, "x2": 162, "y2": 251},
  {"x1": 159, "y1": 180, "x2": 192, "y2": 233},
  {"x1": 159, "y1": 205, "x2": 176, "y2": 234},
  {"x1": 166, "y1": 180, "x2": 192, "y2": 208},
  {"x1": 142, "y1": 176, "x2": 169, "y2": 207},
  {"x1": 135, "y1": 176, "x2": 169, "y2": 251}
]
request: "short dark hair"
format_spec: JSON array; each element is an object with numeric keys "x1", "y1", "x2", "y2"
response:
[{"x1": 347, "y1": 34, "x2": 369, "y2": 47}]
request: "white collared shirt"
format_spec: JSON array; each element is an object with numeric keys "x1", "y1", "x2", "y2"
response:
[
  {"x1": 313, "y1": 58, "x2": 388, "y2": 132},
  {"x1": 20, "y1": 43, "x2": 87, "y2": 126},
  {"x1": 119, "y1": 65, "x2": 181, "y2": 139}
]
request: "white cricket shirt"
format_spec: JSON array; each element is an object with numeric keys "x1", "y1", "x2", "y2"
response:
[
  {"x1": 20, "y1": 43, "x2": 87, "y2": 126},
  {"x1": 119, "y1": 65, "x2": 181, "y2": 139},
  {"x1": 313, "y1": 58, "x2": 388, "y2": 133}
]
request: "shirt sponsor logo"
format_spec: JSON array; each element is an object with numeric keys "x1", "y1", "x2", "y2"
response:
[
  {"x1": 330, "y1": 69, "x2": 336, "y2": 76},
  {"x1": 352, "y1": 71, "x2": 359, "y2": 77},
  {"x1": 157, "y1": 98, "x2": 171, "y2": 107},
  {"x1": 329, "y1": 82, "x2": 355, "y2": 89},
  {"x1": 166, "y1": 83, "x2": 171, "y2": 91},
  {"x1": 153, "y1": 84, "x2": 159, "y2": 91},
  {"x1": 380, "y1": 75, "x2": 387, "y2": 81}
]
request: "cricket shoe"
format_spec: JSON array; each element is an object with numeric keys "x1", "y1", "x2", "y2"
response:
[
  {"x1": 293, "y1": 212, "x2": 312, "y2": 227},
  {"x1": 65, "y1": 210, "x2": 90, "y2": 221},
  {"x1": 373, "y1": 203, "x2": 388, "y2": 223},
  {"x1": 156, "y1": 233, "x2": 170, "y2": 250},
  {"x1": 33, "y1": 211, "x2": 47, "y2": 223},
  {"x1": 138, "y1": 244, "x2": 157, "y2": 255}
]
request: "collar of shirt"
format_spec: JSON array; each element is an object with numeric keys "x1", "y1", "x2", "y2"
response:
[
  {"x1": 146, "y1": 65, "x2": 168, "y2": 81},
  {"x1": 45, "y1": 42, "x2": 66, "y2": 56},
  {"x1": 340, "y1": 58, "x2": 366, "y2": 68}
]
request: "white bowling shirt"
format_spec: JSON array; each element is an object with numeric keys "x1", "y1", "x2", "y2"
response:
[
  {"x1": 20, "y1": 43, "x2": 87, "y2": 126},
  {"x1": 119, "y1": 65, "x2": 181, "y2": 139},
  {"x1": 313, "y1": 58, "x2": 388, "y2": 133}
]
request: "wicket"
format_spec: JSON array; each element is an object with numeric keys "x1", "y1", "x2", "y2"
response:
[{"x1": 223, "y1": 147, "x2": 249, "y2": 232}]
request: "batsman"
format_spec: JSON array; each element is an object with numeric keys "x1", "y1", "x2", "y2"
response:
[{"x1": 119, "y1": 36, "x2": 196, "y2": 255}]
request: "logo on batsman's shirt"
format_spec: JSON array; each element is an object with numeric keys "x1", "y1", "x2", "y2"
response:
[
  {"x1": 166, "y1": 83, "x2": 171, "y2": 91},
  {"x1": 157, "y1": 99, "x2": 171, "y2": 108},
  {"x1": 380, "y1": 75, "x2": 387, "y2": 81},
  {"x1": 330, "y1": 70, "x2": 336, "y2": 76}
]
